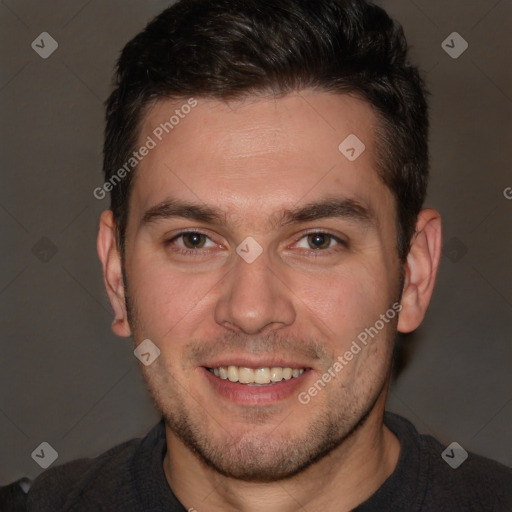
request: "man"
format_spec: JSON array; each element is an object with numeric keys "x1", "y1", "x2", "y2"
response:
[{"x1": 4, "y1": 0, "x2": 511, "y2": 510}]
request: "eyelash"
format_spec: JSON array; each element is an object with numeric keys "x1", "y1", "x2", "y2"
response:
[{"x1": 164, "y1": 229, "x2": 348, "y2": 257}]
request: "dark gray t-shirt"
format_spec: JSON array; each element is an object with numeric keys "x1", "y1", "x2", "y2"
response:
[{"x1": 2, "y1": 412, "x2": 511, "y2": 511}]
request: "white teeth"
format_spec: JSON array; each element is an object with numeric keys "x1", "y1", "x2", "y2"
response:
[
  {"x1": 270, "y1": 367, "x2": 283, "y2": 382},
  {"x1": 227, "y1": 365, "x2": 238, "y2": 382},
  {"x1": 238, "y1": 367, "x2": 254, "y2": 384},
  {"x1": 282, "y1": 368, "x2": 293, "y2": 380},
  {"x1": 209, "y1": 366, "x2": 305, "y2": 384},
  {"x1": 254, "y1": 368, "x2": 270, "y2": 384}
]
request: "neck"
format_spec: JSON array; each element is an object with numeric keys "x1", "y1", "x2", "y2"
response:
[{"x1": 163, "y1": 396, "x2": 400, "y2": 512}]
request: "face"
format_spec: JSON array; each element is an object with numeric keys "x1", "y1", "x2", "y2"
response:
[{"x1": 121, "y1": 91, "x2": 403, "y2": 481}]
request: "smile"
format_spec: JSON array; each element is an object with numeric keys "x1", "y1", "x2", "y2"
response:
[{"x1": 207, "y1": 366, "x2": 306, "y2": 385}]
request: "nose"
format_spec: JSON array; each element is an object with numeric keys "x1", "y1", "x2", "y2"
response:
[{"x1": 214, "y1": 248, "x2": 296, "y2": 335}]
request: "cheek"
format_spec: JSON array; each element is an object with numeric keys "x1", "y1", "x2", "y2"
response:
[
  {"x1": 128, "y1": 253, "x2": 222, "y2": 337},
  {"x1": 292, "y1": 262, "x2": 394, "y2": 333}
]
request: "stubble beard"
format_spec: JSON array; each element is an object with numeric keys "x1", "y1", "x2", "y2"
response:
[
  {"x1": 138, "y1": 332, "x2": 395, "y2": 483},
  {"x1": 123, "y1": 261, "x2": 402, "y2": 482}
]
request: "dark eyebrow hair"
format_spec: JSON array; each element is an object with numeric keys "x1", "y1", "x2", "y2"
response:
[
  {"x1": 142, "y1": 199, "x2": 227, "y2": 226},
  {"x1": 141, "y1": 197, "x2": 376, "y2": 229},
  {"x1": 279, "y1": 197, "x2": 375, "y2": 228}
]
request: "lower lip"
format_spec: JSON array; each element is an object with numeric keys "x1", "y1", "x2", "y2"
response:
[{"x1": 201, "y1": 367, "x2": 311, "y2": 405}]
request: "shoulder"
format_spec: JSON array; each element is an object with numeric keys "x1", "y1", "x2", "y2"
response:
[
  {"x1": 0, "y1": 479, "x2": 30, "y2": 511},
  {"x1": 385, "y1": 412, "x2": 512, "y2": 511},
  {"x1": 420, "y1": 433, "x2": 512, "y2": 511},
  {"x1": 26, "y1": 435, "x2": 142, "y2": 511}
]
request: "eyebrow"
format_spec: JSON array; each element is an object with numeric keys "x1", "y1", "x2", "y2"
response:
[{"x1": 141, "y1": 197, "x2": 376, "y2": 230}]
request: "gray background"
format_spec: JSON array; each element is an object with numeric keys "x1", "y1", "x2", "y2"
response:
[{"x1": 1, "y1": 0, "x2": 511, "y2": 485}]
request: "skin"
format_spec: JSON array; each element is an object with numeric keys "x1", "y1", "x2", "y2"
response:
[{"x1": 97, "y1": 90, "x2": 442, "y2": 512}]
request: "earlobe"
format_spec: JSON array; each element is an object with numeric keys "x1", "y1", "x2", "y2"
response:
[
  {"x1": 397, "y1": 209, "x2": 442, "y2": 333},
  {"x1": 97, "y1": 210, "x2": 132, "y2": 338}
]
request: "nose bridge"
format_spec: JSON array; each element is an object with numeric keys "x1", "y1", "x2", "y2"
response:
[{"x1": 214, "y1": 248, "x2": 296, "y2": 334}]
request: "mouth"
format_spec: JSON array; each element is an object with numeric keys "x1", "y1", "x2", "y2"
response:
[
  {"x1": 200, "y1": 364, "x2": 312, "y2": 405},
  {"x1": 206, "y1": 365, "x2": 306, "y2": 385}
]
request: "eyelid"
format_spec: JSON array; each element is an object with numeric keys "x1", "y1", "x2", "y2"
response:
[
  {"x1": 165, "y1": 229, "x2": 220, "y2": 247},
  {"x1": 291, "y1": 230, "x2": 348, "y2": 251}
]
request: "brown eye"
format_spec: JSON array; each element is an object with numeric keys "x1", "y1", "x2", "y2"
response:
[
  {"x1": 164, "y1": 230, "x2": 218, "y2": 256},
  {"x1": 182, "y1": 232, "x2": 208, "y2": 249},
  {"x1": 293, "y1": 232, "x2": 347, "y2": 254},
  {"x1": 307, "y1": 233, "x2": 334, "y2": 250}
]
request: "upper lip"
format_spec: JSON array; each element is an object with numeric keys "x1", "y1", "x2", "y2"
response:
[{"x1": 202, "y1": 356, "x2": 313, "y2": 369}]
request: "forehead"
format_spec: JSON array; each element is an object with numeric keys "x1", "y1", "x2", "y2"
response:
[{"x1": 129, "y1": 91, "x2": 393, "y2": 231}]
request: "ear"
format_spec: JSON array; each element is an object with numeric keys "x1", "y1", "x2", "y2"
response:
[
  {"x1": 97, "y1": 210, "x2": 132, "y2": 337},
  {"x1": 397, "y1": 209, "x2": 442, "y2": 333}
]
